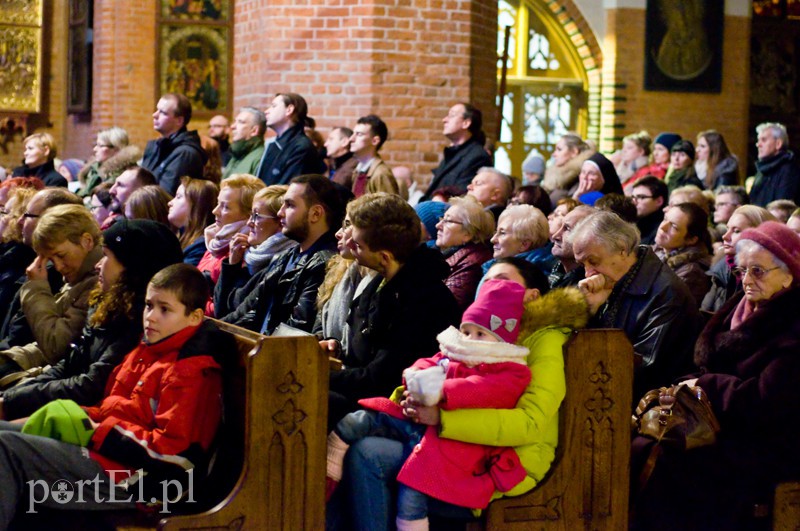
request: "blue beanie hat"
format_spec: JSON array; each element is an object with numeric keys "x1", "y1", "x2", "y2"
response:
[{"x1": 414, "y1": 201, "x2": 449, "y2": 241}]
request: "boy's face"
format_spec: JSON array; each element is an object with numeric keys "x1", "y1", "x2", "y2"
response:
[
  {"x1": 143, "y1": 286, "x2": 203, "y2": 344},
  {"x1": 459, "y1": 323, "x2": 500, "y2": 343}
]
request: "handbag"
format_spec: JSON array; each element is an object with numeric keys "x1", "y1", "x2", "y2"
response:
[
  {"x1": 631, "y1": 384, "x2": 721, "y2": 491},
  {"x1": 632, "y1": 384, "x2": 721, "y2": 450}
]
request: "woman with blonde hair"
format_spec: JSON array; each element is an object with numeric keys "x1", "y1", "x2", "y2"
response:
[
  {"x1": 197, "y1": 174, "x2": 264, "y2": 308},
  {"x1": 614, "y1": 130, "x2": 651, "y2": 184},
  {"x1": 541, "y1": 132, "x2": 594, "y2": 204},
  {"x1": 167, "y1": 177, "x2": 219, "y2": 266},
  {"x1": 433, "y1": 195, "x2": 495, "y2": 310},
  {"x1": 77, "y1": 127, "x2": 141, "y2": 198},
  {"x1": 701, "y1": 204, "x2": 776, "y2": 312},
  {"x1": 11, "y1": 133, "x2": 67, "y2": 188}
]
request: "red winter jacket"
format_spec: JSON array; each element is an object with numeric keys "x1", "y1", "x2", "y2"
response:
[
  {"x1": 360, "y1": 350, "x2": 531, "y2": 509},
  {"x1": 84, "y1": 322, "x2": 226, "y2": 494}
]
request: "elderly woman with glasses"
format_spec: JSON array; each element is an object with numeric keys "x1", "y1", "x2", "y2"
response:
[
  {"x1": 433, "y1": 195, "x2": 494, "y2": 311},
  {"x1": 632, "y1": 221, "x2": 800, "y2": 529}
]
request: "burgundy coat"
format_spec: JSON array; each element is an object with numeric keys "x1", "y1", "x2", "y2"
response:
[{"x1": 443, "y1": 242, "x2": 493, "y2": 312}]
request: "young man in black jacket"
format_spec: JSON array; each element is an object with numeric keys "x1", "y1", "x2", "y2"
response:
[{"x1": 325, "y1": 192, "x2": 461, "y2": 429}]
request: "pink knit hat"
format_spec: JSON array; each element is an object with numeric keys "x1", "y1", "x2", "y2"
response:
[
  {"x1": 461, "y1": 279, "x2": 526, "y2": 344},
  {"x1": 739, "y1": 221, "x2": 800, "y2": 279}
]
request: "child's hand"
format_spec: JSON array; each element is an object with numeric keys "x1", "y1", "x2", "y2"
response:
[
  {"x1": 401, "y1": 392, "x2": 441, "y2": 426},
  {"x1": 405, "y1": 365, "x2": 445, "y2": 406}
]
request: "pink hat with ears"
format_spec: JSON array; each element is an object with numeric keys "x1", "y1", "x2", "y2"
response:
[{"x1": 461, "y1": 278, "x2": 526, "y2": 344}]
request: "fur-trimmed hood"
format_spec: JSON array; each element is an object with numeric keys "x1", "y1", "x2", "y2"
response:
[
  {"x1": 541, "y1": 149, "x2": 595, "y2": 193},
  {"x1": 518, "y1": 286, "x2": 589, "y2": 340},
  {"x1": 655, "y1": 244, "x2": 712, "y2": 271},
  {"x1": 78, "y1": 145, "x2": 142, "y2": 184}
]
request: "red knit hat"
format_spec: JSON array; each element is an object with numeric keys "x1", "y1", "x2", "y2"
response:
[
  {"x1": 739, "y1": 221, "x2": 800, "y2": 279},
  {"x1": 461, "y1": 279, "x2": 526, "y2": 344}
]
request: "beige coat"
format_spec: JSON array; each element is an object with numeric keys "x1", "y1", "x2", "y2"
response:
[
  {"x1": 2, "y1": 246, "x2": 102, "y2": 370},
  {"x1": 351, "y1": 158, "x2": 400, "y2": 196}
]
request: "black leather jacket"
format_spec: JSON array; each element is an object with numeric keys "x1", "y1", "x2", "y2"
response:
[
  {"x1": 592, "y1": 246, "x2": 702, "y2": 400},
  {"x1": 220, "y1": 231, "x2": 337, "y2": 334}
]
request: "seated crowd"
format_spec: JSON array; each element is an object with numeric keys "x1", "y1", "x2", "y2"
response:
[{"x1": 0, "y1": 94, "x2": 799, "y2": 530}]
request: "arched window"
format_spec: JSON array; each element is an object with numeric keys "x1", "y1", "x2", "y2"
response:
[{"x1": 496, "y1": 0, "x2": 590, "y2": 176}]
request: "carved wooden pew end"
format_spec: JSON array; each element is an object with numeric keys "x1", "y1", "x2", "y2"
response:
[{"x1": 473, "y1": 329, "x2": 634, "y2": 531}]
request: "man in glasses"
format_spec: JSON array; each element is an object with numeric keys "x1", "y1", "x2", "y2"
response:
[{"x1": 631, "y1": 175, "x2": 669, "y2": 245}]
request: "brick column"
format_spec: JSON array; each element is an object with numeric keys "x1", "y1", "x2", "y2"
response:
[{"x1": 233, "y1": 0, "x2": 498, "y2": 187}]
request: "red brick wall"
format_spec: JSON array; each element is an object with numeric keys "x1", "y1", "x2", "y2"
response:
[
  {"x1": 232, "y1": 0, "x2": 498, "y2": 188},
  {"x1": 601, "y1": 9, "x2": 751, "y2": 170}
]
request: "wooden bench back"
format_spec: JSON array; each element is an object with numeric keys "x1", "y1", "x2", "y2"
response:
[
  {"x1": 481, "y1": 328, "x2": 633, "y2": 530},
  {"x1": 158, "y1": 319, "x2": 329, "y2": 531}
]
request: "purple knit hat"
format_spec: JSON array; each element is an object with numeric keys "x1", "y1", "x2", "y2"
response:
[
  {"x1": 461, "y1": 279, "x2": 526, "y2": 344},
  {"x1": 739, "y1": 221, "x2": 800, "y2": 279}
]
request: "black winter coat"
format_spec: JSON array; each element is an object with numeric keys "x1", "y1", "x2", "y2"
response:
[
  {"x1": 141, "y1": 127, "x2": 206, "y2": 195},
  {"x1": 255, "y1": 123, "x2": 326, "y2": 185},
  {"x1": 0, "y1": 305, "x2": 143, "y2": 419},
  {"x1": 329, "y1": 244, "x2": 461, "y2": 407},
  {"x1": 0, "y1": 242, "x2": 35, "y2": 328},
  {"x1": 12, "y1": 160, "x2": 68, "y2": 187},
  {"x1": 420, "y1": 137, "x2": 493, "y2": 201},
  {"x1": 750, "y1": 150, "x2": 800, "y2": 207}
]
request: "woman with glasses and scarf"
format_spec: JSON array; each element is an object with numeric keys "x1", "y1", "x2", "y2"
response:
[
  {"x1": 433, "y1": 195, "x2": 494, "y2": 311},
  {"x1": 632, "y1": 221, "x2": 800, "y2": 529},
  {"x1": 213, "y1": 185, "x2": 297, "y2": 317}
]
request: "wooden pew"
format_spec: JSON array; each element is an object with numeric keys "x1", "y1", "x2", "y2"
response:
[
  {"x1": 472, "y1": 328, "x2": 634, "y2": 531},
  {"x1": 773, "y1": 481, "x2": 800, "y2": 530},
  {"x1": 11, "y1": 319, "x2": 331, "y2": 531}
]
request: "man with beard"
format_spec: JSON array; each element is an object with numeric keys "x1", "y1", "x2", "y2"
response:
[
  {"x1": 105, "y1": 167, "x2": 157, "y2": 229},
  {"x1": 548, "y1": 204, "x2": 595, "y2": 288},
  {"x1": 208, "y1": 114, "x2": 232, "y2": 166},
  {"x1": 219, "y1": 174, "x2": 345, "y2": 334},
  {"x1": 222, "y1": 107, "x2": 266, "y2": 179}
]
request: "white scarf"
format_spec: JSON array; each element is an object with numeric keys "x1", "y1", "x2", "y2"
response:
[
  {"x1": 436, "y1": 326, "x2": 529, "y2": 367},
  {"x1": 204, "y1": 220, "x2": 249, "y2": 257}
]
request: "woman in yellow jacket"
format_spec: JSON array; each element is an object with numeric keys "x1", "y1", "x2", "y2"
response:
[{"x1": 326, "y1": 257, "x2": 589, "y2": 530}]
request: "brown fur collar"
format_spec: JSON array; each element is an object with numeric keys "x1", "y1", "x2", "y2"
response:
[
  {"x1": 542, "y1": 149, "x2": 595, "y2": 193},
  {"x1": 664, "y1": 245, "x2": 711, "y2": 270},
  {"x1": 78, "y1": 145, "x2": 142, "y2": 184},
  {"x1": 518, "y1": 286, "x2": 589, "y2": 341}
]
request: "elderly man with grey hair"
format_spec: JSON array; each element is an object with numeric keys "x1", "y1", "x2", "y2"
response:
[
  {"x1": 569, "y1": 210, "x2": 701, "y2": 401},
  {"x1": 222, "y1": 106, "x2": 267, "y2": 179},
  {"x1": 466, "y1": 166, "x2": 513, "y2": 221},
  {"x1": 750, "y1": 122, "x2": 800, "y2": 207}
]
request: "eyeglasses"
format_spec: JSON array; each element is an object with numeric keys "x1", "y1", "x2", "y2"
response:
[
  {"x1": 437, "y1": 216, "x2": 464, "y2": 226},
  {"x1": 732, "y1": 265, "x2": 781, "y2": 280},
  {"x1": 94, "y1": 144, "x2": 114, "y2": 149},
  {"x1": 0, "y1": 208, "x2": 8, "y2": 216},
  {"x1": 22, "y1": 212, "x2": 40, "y2": 219},
  {"x1": 249, "y1": 212, "x2": 277, "y2": 223},
  {"x1": 631, "y1": 194, "x2": 654, "y2": 202}
]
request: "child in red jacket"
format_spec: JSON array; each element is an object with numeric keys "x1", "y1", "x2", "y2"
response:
[
  {"x1": 326, "y1": 279, "x2": 531, "y2": 531},
  {"x1": 0, "y1": 263, "x2": 232, "y2": 528}
]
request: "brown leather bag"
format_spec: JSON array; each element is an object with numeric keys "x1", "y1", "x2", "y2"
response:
[
  {"x1": 631, "y1": 384, "x2": 721, "y2": 491},
  {"x1": 632, "y1": 384, "x2": 721, "y2": 450}
]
